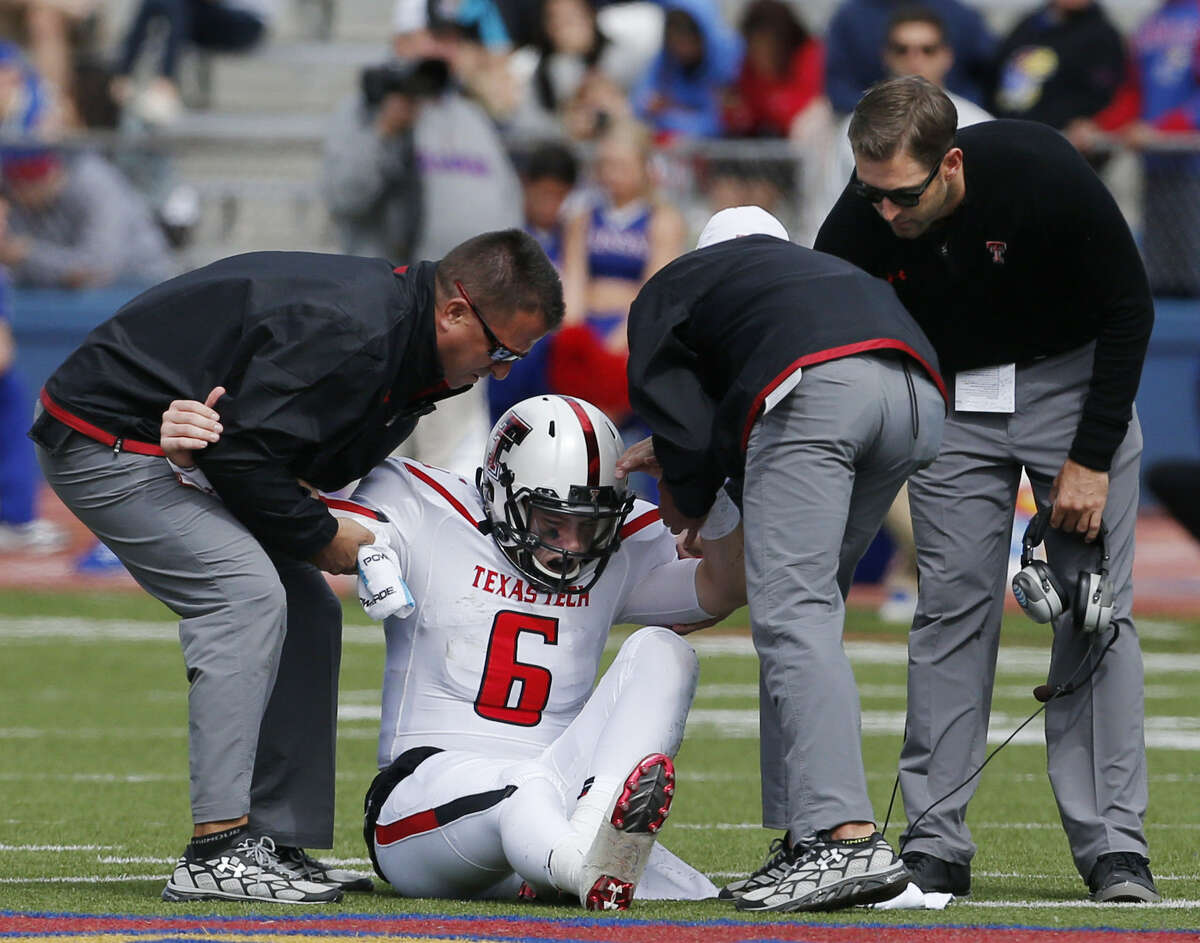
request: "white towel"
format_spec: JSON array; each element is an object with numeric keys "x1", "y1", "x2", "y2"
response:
[
  {"x1": 868, "y1": 882, "x2": 953, "y2": 910},
  {"x1": 356, "y1": 543, "x2": 415, "y2": 621}
]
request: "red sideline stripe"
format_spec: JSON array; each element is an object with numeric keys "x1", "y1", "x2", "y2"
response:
[
  {"x1": 403, "y1": 462, "x2": 479, "y2": 526},
  {"x1": 5, "y1": 913, "x2": 1198, "y2": 943},
  {"x1": 321, "y1": 496, "x2": 382, "y2": 521},
  {"x1": 40, "y1": 389, "x2": 164, "y2": 457},
  {"x1": 740, "y1": 340, "x2": 949, "y2": 453},
  {"x1": 375, "y1": 808, "x2": 439, "y2": 845},
  {"x1": 564, "y1": 397, "x2": 600, "y2": 486},
  {"x1": 621, "y1": 508, "x2": 661, "y2": 538}
]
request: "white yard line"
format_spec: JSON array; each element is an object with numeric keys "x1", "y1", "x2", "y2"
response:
[
  {"x1": 0, "y1": 772, "x2": 183, "y2": 782},
  {"x1": 678, "y1": 635, "x2": 1200, "y2": 675},
  {"x1": 0, "y1": 617, "x2": 384, "y2": 646},
  {"x1": 0, "y1": 728, "x2": 183, "y2": 740},
  {"x1": 95, "y1": 856, "x2": 173, "y2": 864},
  {"x1": 676, "y1": 822, "x2": 1200, "y2": 831},
  {"x1": 955, "y1": 899, "x2": 1200, "y2": 909},
  {"x1": 0, "y1": 873, "x2": 164, "y2": 884},
  {"x1": 698, "y1": 682, "x2": 1192, "y2": 701},
  {"x1": 5, "y1": 617, "x2": 1198, "y2": 673},
  {"x1": 0, "y1": 844, "x2": 119, "y2": 851},
  {"x1": 682, "y1": 708, "x2": 1200, "y2": 750}
]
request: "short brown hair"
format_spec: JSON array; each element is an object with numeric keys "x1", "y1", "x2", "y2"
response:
[
  {"x1": 437, "y1": 229, "x2": 565, "y2": 330},
  {"x1": 848, "y1": 75, "x2": 957, "y2": 169},
  {"x1": 885, "y1": 4, "x2": 946, "y2": 45}
]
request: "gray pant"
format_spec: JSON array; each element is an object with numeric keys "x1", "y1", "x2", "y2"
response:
[
  {"x1": 36, "y1": 429, "x2": 342, "y2": 848},
  {"x1": 746, "y1": 353, "x2": 944, "y2": 836},
  {"x1": 899, "y1": 342, "x2": 1148, "y2": 880}
]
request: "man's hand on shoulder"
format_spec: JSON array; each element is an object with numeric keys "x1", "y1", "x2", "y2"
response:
[
  {"x1": 1050, "y1": 458, "x2": 1108, "y2": 542},
  {"x1": 615, "y1": 436, "x2": 662, "y2": 481},
  {"x1": 311, "y1": 517, "x2": 375, "y2": 574}
]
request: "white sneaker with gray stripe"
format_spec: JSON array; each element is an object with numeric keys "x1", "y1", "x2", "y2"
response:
[
  {"x1": 161, "y1": 835, "x2": 343, "y2": 903},
  {"x1": 735, "y1": 831, "x2": 909, "y2": 912},
  {"x1": 718, "y1": 836, "x2": 795, "y2": 901},
  {"x1": 275, "y1": 845, "x2": 374, "y2": 893}
]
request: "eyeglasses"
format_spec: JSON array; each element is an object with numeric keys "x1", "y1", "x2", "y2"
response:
[
  {"x1": 455, "y1": 280, "x2": 529, "y2": 363},
  {"x1": 850, "y1": 152, "x2": 948, "y2": 208},
  {"x1": 887, "y1": 41, "x2": 943, "y2": 56}
]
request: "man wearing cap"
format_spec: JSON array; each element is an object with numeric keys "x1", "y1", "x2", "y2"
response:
[
  {"x1": 618, "y1": 205, "x2": 947, "y2": 912},
  {"x1": 0, "y1": 148, "x2": 176, "y2": 289}
]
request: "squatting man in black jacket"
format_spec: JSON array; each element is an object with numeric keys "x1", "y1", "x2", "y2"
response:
[
  {"x1": 29, "y1": 230, "x2": 563, "y2": 903},
  {"x1": 816, "y1": 76, "x2": 1157, "y2": 904},
  {"x1": 618, "y1": 205, "x2": 948, "y2": 912}
]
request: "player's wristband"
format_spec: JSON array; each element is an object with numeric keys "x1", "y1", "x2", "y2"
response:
[{"x1": 698, "y1": 488, "x2": 740, "y2": 541}]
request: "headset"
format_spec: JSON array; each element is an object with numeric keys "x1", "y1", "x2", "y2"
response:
[{"x1": 1011, "y1": 506, "x2": 1114, "y2": 635}]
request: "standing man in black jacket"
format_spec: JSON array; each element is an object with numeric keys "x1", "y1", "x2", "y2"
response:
[
  {"x1": 29, "y1": 230, "x2": 563, "y2": 904},
  {"x1": 815, "y1": 77, "x2": 1157, "y2": 903},
  {"x1": 620, "y1": 206, "x2": 947, "y2": 913}
]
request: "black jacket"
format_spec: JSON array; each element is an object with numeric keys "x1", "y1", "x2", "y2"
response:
[
  {"x1": 37, "y1": 252, "x2": 463, "y2": 558},
  {"x1": 815, "y1": 120, "x2": 1153, "y2": 472},
  {"x1": 626, "y1": 235, "x2": 945, "y2": 518}
]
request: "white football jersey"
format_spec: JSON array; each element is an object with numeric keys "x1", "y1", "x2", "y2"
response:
[{"x1": 348, "y1": 459, "x2": 707, "y2": 767}]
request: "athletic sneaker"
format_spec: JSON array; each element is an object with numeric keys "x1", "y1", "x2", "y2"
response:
[
  {"x1": 74, "y1": 540, "x2": 126, "y2": 575},
  {"x1": 877, "y1": 587, "x2": 918, "y2": 624},
  {"x1": 577, "y1": 753, "x2": 675, "y2": 911},
  {"x1": 162, "y1": 834, "x2": 343, "y2": 903},
  {"x1": 735, "y1": 830, "x2": 910, "y2": 913},
  {"x1": 1088, "y1": 852, "x2": 1161, "y2": 903},
  {"x1": 718, "y1": 836, "x2": 795, "y2": 901},
  {"x1": 275, "y1": 845, "x2": 375, "y2": 892},
  {"x1": 0, "y1": 519, "x2": 67, "y2": 554},
  {"x1": 902, "y1": 850, "x2": 971, "y2": 896}
]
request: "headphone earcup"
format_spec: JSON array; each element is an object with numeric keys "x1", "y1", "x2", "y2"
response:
[
  {"x1": 1075, "y1": 571, "x2": 1114, "y2": 634},
  {"x1": 1012, "y1": 561, "x2": 1067, "y2": 623}
]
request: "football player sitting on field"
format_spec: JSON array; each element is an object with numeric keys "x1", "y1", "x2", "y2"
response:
[{"x1": 160, "y1": 392, "x2": 746, "y2": 909}]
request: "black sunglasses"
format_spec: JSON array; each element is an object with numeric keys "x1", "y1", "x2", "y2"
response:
[
  {"x1": 850, "y1": 152, "x2": 948, "y2": 208},
  {"x1": 455, "y1": 280, "x2": 529, "y2": 363}
]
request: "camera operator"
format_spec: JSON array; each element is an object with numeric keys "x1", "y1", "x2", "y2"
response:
[
  {"x1": 320, "y1": 45, "x2": 523, "y2": 478},
  {"x1": 320, "y1": 58, "x2": 449, "y2": 262}
]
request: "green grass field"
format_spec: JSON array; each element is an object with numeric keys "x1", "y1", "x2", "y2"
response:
[{"x1": 1, "y1": 589, "x2": 1198, "y2": 931}]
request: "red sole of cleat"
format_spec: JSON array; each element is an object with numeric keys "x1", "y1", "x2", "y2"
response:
[
  {"x1": 585, "y1": 875, "x2": 634, "y2": 910},
  {"x1": 611, "y1": 753, "x2": 675, "y2": 833}
]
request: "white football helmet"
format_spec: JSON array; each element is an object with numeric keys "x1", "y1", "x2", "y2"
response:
[{"x1": 477, "y1": 395, "x2": 635, "y2": 594}]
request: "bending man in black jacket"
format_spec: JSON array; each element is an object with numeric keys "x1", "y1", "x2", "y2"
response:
[
  {"x1": 619, "y1": 206, "x2": 947, "y2": 913},
  {"x1": 29, "y1": 230, "x2": 563, "y2": 903},
  {"x1": 815, "y1": 77, "x2": 1157, "y2": 903}
]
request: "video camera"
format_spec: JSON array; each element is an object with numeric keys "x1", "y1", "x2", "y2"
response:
[{"x1": 361, "y1": 58, "x2": 451, "y2": 107}]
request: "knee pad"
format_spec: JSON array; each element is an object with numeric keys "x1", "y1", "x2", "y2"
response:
[{"x1": 620, "y1": 627, "x2": 699, "y2": 685}]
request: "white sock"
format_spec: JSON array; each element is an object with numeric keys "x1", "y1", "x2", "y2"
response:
[
  {"x1": 548, "y1": 831, "x2": 586, "y2": 895},
  {"x1": 569, "y1": 774, "x2": 621, "y2": 839}
]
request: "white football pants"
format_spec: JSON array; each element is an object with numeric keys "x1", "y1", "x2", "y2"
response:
[{"x1": 371, "y1": 626, "x2": 716, "y2": 900}]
